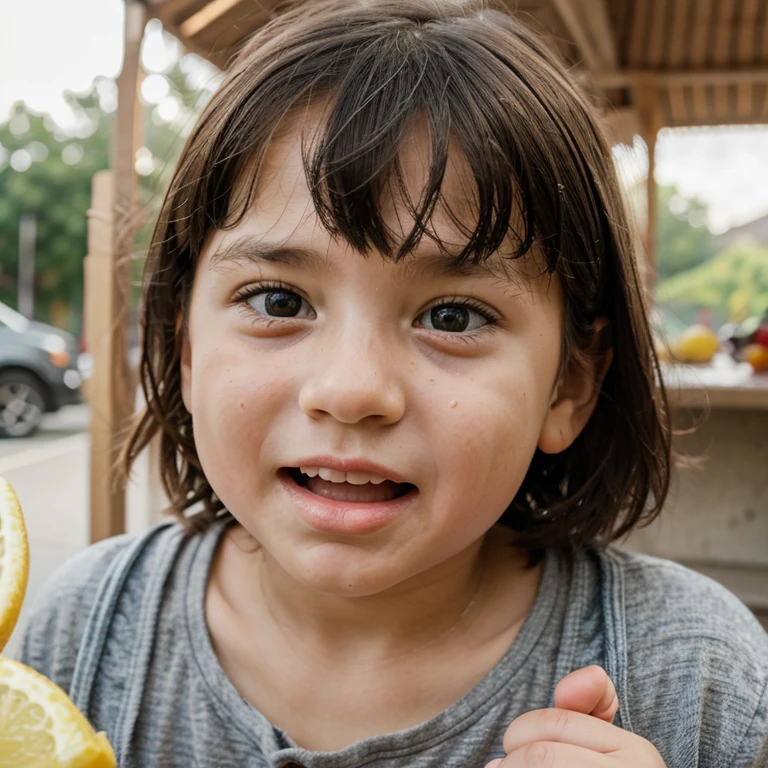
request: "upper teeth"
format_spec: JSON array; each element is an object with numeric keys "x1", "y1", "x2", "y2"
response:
[{"x1": 300, "y1": 467, "x2": 388, "y2": 485}]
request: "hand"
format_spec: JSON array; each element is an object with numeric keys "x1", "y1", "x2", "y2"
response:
[{"x1": 484, "y1": 665, "x2": 667, "y2": 767}]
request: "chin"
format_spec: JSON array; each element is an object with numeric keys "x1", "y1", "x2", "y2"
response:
[{"x1": 283, "y1": 544, "x2": 408, "y2": 598}]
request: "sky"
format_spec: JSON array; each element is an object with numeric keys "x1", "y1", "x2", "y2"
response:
[{"x1": 2, "y1": 0, "x2": 768, "y2": 234}]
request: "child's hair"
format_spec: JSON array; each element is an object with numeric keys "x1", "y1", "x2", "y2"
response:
[{"x1": 121, "y1": 0, "x2": 672, "y2": 554}]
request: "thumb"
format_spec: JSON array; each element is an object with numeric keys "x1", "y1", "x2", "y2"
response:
[{"x1": 553, "y1": 665, "x2": 619, "y2": 723}]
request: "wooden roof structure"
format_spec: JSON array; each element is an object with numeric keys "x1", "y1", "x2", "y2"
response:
[
  {"x1": 141, "y1": 0, "x2": 768, "y2": 142},
  {"x1": 87, "y1": 0, "x2": 768, "y2": 542}
]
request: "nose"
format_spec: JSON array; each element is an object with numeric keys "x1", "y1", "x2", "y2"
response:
[{"x1": 298, "y1": 327, "x2": 406, "y2": 426}]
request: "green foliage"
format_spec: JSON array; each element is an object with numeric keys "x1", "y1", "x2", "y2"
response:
[
  {"x1": 0, "y1": 92, "x2": 111, "y2": 333},
  {"x1": 0, "y1": 56, "x2": 216, "y2": 336},
  {"x1": 655, "y1": 184, "x2": 716, "y2": 282},
  {"x1": 656, "y1": 238, "x2": 768, "y2": 324}
]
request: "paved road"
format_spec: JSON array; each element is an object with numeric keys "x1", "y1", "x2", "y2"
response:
[
  {"x1": 1, "y1": 401, "x2": 160, "y2": 656},
  {"x1": 0, "y1": 403, "x2": 91, "y2": 459}
]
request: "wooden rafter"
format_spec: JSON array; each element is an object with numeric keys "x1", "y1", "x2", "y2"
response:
[
  {"x1": 712, "y1": 0, "x2": 737, "y2": 120},
  {"x1": 549, "y1": 0, "x2": 617, "y2": 70},
  {"x1": 737, "y1": 0, "x2": 761, "y2": 120},
  {"x1": 628, "y1": 0, "x2": 651, "y2": 67},
  {"x1": 595, "y1": 68, "x2": 768, "y2": 89},
  {"x1": 180, "y1": 0, "x2": 244, "y2": 37}
]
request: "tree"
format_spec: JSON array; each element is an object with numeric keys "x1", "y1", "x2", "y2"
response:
[
  {"x1": 654, "y1": 184, "x2": 716, "y2": 283},
  {"x1": 0, "y1": 52, "x2": 218, "y2": 336},
  {"x1": 655, "y1": 238, "x2": 768, "y2": 326},
  {"x1": 0, "y1": 93, "x2": 111, "y2": 333}
]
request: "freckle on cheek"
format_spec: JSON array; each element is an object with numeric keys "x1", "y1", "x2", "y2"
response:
[{"x1": 240, "y1": 403, "x2": 245, "y2": 409}]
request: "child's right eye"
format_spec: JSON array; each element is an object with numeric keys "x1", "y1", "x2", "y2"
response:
[{"x1": 234, "y1": 282, "x2": 315, "y2": 320}]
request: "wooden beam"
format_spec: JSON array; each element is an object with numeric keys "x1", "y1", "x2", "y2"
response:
[
  {"x1": 87, "y1": 0, "x2": 146, "y2": 543},
  {"x1": 628, "y1": 0, "x2": 651, "y2": 67},
  {"x1": 594, "y1": 67, "x2": 768, "y2": 89},
  {"x1": 712, "y1": 0, "x2": 737, "y2": 122},
  {"x1": 667, "y1": 0, "x2": 690, "y2": 69},
  {"x1": 737, "y1": 0, "x2": 761, "y2": 120},
  {"x1": 646, "y1": 0, "x2": 668, "y2": 68},
  {"x1": 632, "y1": 82, "x2": 663, "y2": 288},
  {"x1": 145, "y1": 0, "x2": 204, "y2": 24},
  {"x1": 180, "y1": 0, "x2": 242, "y2": 37},
  {"x1": 600, "y1": 106, "x2": 641, "y2": 146},
  {"x1": 549, "y1": 0, "x2": 618, "y2": 71}
]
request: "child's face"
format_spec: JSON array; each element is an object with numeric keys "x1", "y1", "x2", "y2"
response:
[{"x1": 181, "y1": 113, "x2": 575, "y2": 596}]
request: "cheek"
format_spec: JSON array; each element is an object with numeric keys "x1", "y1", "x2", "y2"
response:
[
  {"x1": 428, "y1": 374, "x2": 545, "y2": 508},
  {"x1": 189, "y1": 347, "x2": 291, "y2": 487}
]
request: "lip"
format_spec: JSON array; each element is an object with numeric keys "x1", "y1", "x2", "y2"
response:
[
  {"x1": 278, "y1": 466, "x2": 418, "y2": 536},
  {"x1": 288, "y1": 455, "x2": 410, "y2": 485}
]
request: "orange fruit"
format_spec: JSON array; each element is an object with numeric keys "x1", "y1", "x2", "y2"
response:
[{"x1": 744, "y1": 343, "x2": 768, "y2": 372}]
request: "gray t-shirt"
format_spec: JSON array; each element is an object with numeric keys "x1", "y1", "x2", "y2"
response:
[{"x1": 18, "y1": 521, "x2": 768, "y2": 767}]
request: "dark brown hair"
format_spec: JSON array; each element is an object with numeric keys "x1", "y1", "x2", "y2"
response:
[{"x1": 121, "y1": 0, "x2": 672, "y2": 553}]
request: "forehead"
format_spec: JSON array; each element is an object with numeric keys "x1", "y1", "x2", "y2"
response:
[{"x1": 217, "y1": 105, "x2": 545, "y2": 285}]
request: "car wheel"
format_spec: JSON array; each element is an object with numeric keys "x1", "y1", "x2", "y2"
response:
[{"x1": 0, "y1": 371, "x2": 46, "y2": 438}]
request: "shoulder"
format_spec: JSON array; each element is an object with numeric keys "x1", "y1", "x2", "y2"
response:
[
  {"x1": 597, "y1": 548, "x2": 768, "y2": 765},
  {"x1": 603, "y1": 548, "x2": 767, "y2": 650},
  {"x1": 17, "y1": 533, "x2": 136, "y2": 693},
  {"x1": 17, "y1": 522, "x2": 184, "y2": 695}
]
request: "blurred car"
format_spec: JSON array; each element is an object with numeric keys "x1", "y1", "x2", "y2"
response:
[{"x1": 0, "y1": 300, "x2": 83, "y2": 438}]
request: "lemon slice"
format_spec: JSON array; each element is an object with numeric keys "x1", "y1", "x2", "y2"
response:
[
  {"x1": 0, "y1": 478, "x2": 115, "y2": 766},
  {"x1": 0, "y1": 477, "x2": 29, "y2": 654},
  {"x1": 0, "y1": 657, "x2": 116, "y2": 767}
]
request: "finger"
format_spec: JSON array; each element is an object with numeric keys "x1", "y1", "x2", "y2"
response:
[
  {"x1": 553, "y1": 665, "x2": 618, "y2": 722},
  {"x1": 499, "y1": 741, "x2": 612, "y2": 767},
  {"x1": 484, "y1": 760, "x2": 504, "y2": 768},
  {"x1": 503, "y1": 707, "x2": 629, "y2": 755}
]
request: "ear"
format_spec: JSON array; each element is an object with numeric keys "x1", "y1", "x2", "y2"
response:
[
  {"x1": 179, "y1": 315, "x2": 192, "y2": 414},
  {"x1": 538, "y1": 319, "x2": 613, "y2": 455}
]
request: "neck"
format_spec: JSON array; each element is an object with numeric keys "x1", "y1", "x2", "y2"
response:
[{"x1": 213, "y1": 525, "x2": 532, "y2": 667}]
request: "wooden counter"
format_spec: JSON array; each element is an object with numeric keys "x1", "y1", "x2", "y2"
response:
[
  {"x1": 622, "y1": 356, "x2": 768, "y2": 619},
  {"x1": 661, "y1": 358, "x2": 768, "y2": 410}
]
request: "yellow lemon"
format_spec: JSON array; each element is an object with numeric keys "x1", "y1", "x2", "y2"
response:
[
  {"x1": 0, "y1": 478, "x2": 28, "y2": 654},
  {"x1": 672, "y1": 325, "x2": 720, "y2": 364},
  {"x1": 0, "y1": 658, "x2": 116, "y2": 767},
  {"x1": 0, "y1": 478, "x2": 115, "y2": 767}
]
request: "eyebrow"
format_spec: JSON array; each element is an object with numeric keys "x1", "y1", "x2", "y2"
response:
[{"x1": 207, "y1": 235, "x2": 517, "y2": 281}]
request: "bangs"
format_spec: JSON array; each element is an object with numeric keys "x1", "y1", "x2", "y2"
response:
[{"x1": 201, "y1": 7, "x2": 601, "y2": 279}]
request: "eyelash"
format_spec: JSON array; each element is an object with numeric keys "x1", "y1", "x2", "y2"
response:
[{"x1": 232, "y1": 280, "x2": 500, "y2": 339}]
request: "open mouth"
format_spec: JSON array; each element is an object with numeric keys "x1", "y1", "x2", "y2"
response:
[{"x1": 283, "y1": 467, "x2": 415, "y2": 503}]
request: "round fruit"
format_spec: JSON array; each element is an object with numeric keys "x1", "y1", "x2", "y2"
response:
[
  {"x1": 0, "y1": 477, "x2": 28, "y2": 654},
  {"x1": 744, "y1": 343, "x2": 768, "y2": 372},
  {"x1": 672, "y1": 324, "x2": 720, "y2": 364},
  {"x1": 0, "y1": 477, "x2": 115, "y2": 767},
  {"x1": 753, "y1": 326, "x2": 768, "y2": 348},
  {"x1": 0, "y1": 657, "x2": 116, "y2": 767}
]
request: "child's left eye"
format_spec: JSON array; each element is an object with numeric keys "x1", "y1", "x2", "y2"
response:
[{"x1": 415, "y1": 302, "x2": 496, "y2": 334}]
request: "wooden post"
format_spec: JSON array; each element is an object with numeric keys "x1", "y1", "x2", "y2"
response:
[
  {"x1": 85, "y1": 0, "x2": 146, "y2": 542},
  {"x1": 633, "y1": 82, "x2": 663, "y2": 291}
]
